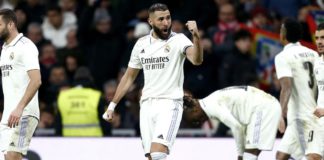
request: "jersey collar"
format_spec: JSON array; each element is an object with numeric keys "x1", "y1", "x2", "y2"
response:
[
  {"x1": 3, "y1": 33, "x2": 23, "y2": 48},
  {"x1": 284, "y1": 42, "x2": 301, "y2": 50}
]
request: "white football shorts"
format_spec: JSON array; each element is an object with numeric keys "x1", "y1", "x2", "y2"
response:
[{"x1": 140, "y1": 98, "x2": 183, "y2": 157}]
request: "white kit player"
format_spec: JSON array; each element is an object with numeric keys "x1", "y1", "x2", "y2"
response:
[
  {"x1": 0, "y1": 9, "x2": 41, "y2": 160},
  {"x1": 102, "y1": 3, "x2": 203, "y2": 160},
  {"x1": 312, "y1": 23, "x2": 324, "y2": 158},
  {"x1": 275, "y1": 18, "x2": 322, "y2": 160},
  {"x1": 183, "y1": 86, "x2": 282, "y2": 160}
]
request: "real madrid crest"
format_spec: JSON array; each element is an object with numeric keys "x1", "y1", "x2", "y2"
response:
[
  {"x1": 9, "y1": 52, "x2": 14, "y2": 60},
  {"x1": 164, "y1": 45, "x2": 170, "y2": 53}
]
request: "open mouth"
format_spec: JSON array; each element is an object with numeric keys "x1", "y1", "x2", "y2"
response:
[{"x1": 162, "y1": 29, "x2": 168, "y2": 34}]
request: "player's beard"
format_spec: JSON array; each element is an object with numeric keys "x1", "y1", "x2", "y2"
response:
[
  {"x1": 0, "y1": 26, "x2": 10, "y2": 42},
  {"x1": 152, "y1": 24, "x2": 171, "y2": 40}
]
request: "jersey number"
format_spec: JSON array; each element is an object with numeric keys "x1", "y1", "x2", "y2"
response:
[{"x1": 303, "y1": 61, "x2": 314, "y2": 89}]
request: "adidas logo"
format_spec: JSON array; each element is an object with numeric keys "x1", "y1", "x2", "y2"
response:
[
  {"x1": 9, "y1": 142, "x2": 15, "y2": 147},
  {"x1": 157, "y1": 134, "x2": 164, "y2": 139},
  {"x1": 140, "y1": 49, "x2": 145, "y2": 53}
]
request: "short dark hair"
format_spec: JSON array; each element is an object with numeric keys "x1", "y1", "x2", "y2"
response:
[
  {"x1": 148, "y1": 3, "x2": 168, "y2": 14},
  {"x1": 0, "y1": 9, "x2": 17, "y2": 27},
  {"x1": 234, "y1": 29, "x2": 252, "y2": 42},
  {"x1": 317, "y1": 23, "x2": 324, "y2": 31},
  {"x1": 282, "y1": 18, "x2": 302, "y2": 43}
]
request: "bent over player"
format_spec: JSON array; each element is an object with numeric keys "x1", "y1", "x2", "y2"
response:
[{"x1": 183, "y1": 86, "x2": 282, "y2": 160}]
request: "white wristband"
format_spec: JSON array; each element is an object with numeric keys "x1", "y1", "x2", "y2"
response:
[{"x1": 108, "y1": 102, "x2": 117, "y2": 111}]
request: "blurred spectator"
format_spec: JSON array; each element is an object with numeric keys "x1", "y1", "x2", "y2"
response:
[
  {"x1": 39, "y1": 42, "x2": 57, "y2": 69},
  {"x1": 119, "y1": 22, "x2": 150, "y2": 69},
  {"x1": 56, "y1": 66, "x2": 111, "y2": 136},
  {"x1": 43, "y1": 65, "x2": 69, "y2": 105},
  {"x1": 133, "y1": 22, "x2": 150, "y2": 38},
  {"x1": 218, "y1": 29, "x2": 257, "y2": 88},
  {"x1": 184, "y1": 30, "x2": 219, "y2": 98},
  {"x1": 208, "y1": 3, "x2": 239, "y2": 55},
  {"x1": 38, "y1": 107, "x2": 55, "y2": 129},
  {"x1": 298, "y1": 6, "x2": 318, "y2": 42},
  {"x1": 16, "y1": 0, "x2": 45, "y2": 23},
  {"x1": 171, "y1": 19, "x2": 185, "y2": 34},
  {"x1": 0, "y1": 0, "x2": 13, "y2": 9},
  {"x1": 42, "y1": 5, "x2": 77, "y2": 48},
  {"x1": 246, "y1": 7, "x2": 274, "y2": 32},
  {"x1": 63, "y1": 54, "x2": 79, "y2": 83},
  {"x1": 57, "y1": 28, "x2": 84, "y2": 64},
  {"x1": 81, "y1": 9, "x2": 124, "y2": 88},
  {"x1": 26, "y1": 22, "x2": 50, "y2": 49},
  {"x1": 261, "y1": 0, "x2": 310, "y2": 18},
  {"x1": 14, "y1": 7, "x2": 29, "y2": 33}
]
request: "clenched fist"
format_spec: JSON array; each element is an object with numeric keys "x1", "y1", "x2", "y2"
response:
[{"x1": 186, "y1": 20, "x2": 199, "y2": 37}]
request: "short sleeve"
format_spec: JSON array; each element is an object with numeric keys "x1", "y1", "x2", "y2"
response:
[
  {"x1": 275, "y1": 54, "x2": 292, "y2": 79},
  {"x1": 22, "y1": 42, "x2": 40, "y2": 71},
  {"x1": 128, "y1": 41, "x2": 143, "y2": 69},
  {"x1": 178, "y1": 34, "x2": 193, "y2": 54}
]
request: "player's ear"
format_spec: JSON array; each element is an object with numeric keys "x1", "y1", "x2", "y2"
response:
[{"x1": 148, "y1": 18, "x2": 153, "y2": 26}]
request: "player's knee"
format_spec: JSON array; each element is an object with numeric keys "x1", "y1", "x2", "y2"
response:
[
  {"x1": 5, "y1": 151, "x2": 23, "y2": 160},
  {"x1": 150, "y1": 152, "x2": 167, "y2": 160},
  {"x1": 243, "y1": 152, "x2": 257, "y2": 160},
  {"x1": 276, "y1": 151, "x2": 290, "y2": 160},
  {"x1": 306, "y1": 154, "x2": 322, "y2": 160}
]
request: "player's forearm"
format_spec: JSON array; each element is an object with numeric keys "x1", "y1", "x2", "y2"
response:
[
  {"x1": 279, "y1": 86, "x2": 291, "y2": 117},
  {"x1": 111, "y1": 69, "x2": 138, "y2": 104},
  {"x1": 231, "y1": 123, "x2": 245, "y2": 156},
  {"x1": 190, "y1": 34, "x2": 203, "y2": 65},
  {"x1": 17, "y1": 77, "x2": 41, "y2": 109}
]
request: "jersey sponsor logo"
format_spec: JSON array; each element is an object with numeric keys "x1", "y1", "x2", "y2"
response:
[
  {"x1": 140, "y1": 49, "x2": 145, "y2": 54},
  {"x1": 141, "y1": 56, "x2": 169, "y2": 70},
  {"x1": 0, "y1": 64, "x2": 13, "y2": 77}
]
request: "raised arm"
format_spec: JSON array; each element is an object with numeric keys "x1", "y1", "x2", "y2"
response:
[
  {"x1": 185, "y1": 21, "x2": 203, "y2": 65},
  {"x1": 103, "y1": 67, "x2": 140, "y2": 122}
]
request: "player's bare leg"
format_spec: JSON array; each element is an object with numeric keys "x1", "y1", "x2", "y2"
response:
[
  {"x1": 243, "y1": 149, "x2": 261, "y2": 160},
  {"x1": 5, "y1": 151, "x2": 22, "y2": 160},
  {"x1": 306, "y1": 153, "x2": 322, "y2": 160},
  {"x1": 150, "y1": 142, "x2": 168, "y2": 160},
  {"x1": 276, "y1": 151, "x2": 290, "y2": 160}
]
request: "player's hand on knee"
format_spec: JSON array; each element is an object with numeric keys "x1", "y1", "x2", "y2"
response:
[
  {"x1": 185, "y1": 21, "x2": 199, "y2": 37},
  {"x1": 278, "y1": 117, "x2": 286, "y2": 133}
]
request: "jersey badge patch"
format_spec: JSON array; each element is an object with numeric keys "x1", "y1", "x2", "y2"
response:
[
  {"x1": 164, "y1": 45, "x2": 170, "y2": 53},
  {"x1": 9, "y1": 52, "x2": 14, "y2": 60}
]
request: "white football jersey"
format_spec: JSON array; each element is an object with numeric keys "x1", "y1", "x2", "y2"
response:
[
  {"x1": 199, "y1": 86, "x2": 275, "y2": 124},
  {"x1": 0, "y1": 33, "x2": 40, "y2": 124},
  {"x1": 128, "y1": 31, "x2": 193, "y2": 100},
  {"x1": 275, "y1": 42, "x2": 318, "y2": 123},
  {"x1": 314, "y1": 55, "x2": 324, "y2": 108}
]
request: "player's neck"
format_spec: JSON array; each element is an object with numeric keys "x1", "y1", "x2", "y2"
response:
[{"x1": 5, "y1": 31, "x2": 19, "y2": 45}]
